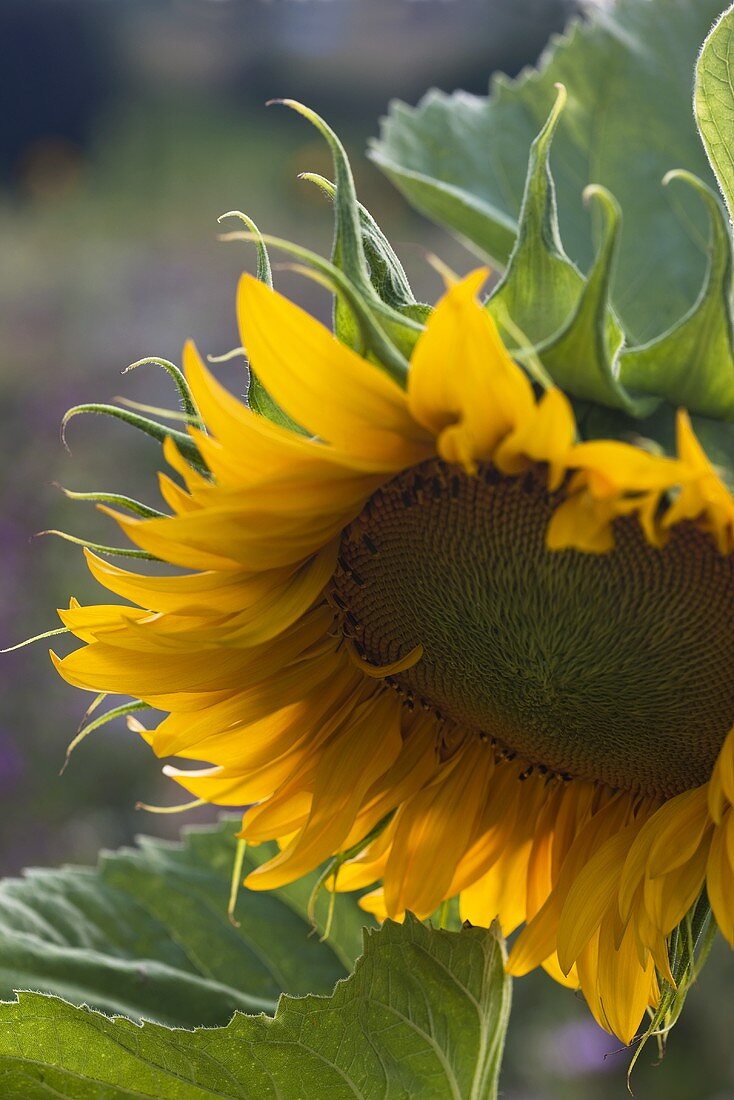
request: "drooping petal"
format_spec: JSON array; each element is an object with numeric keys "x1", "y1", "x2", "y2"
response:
[{"x1": 408, "y1": 271, "x2": 535, "y2": 472}]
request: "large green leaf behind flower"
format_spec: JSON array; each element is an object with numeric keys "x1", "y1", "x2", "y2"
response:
[
  {"x1": 371, "y1": 0, "x2": 724, "y2": 344},
  {"x1": 0, "y1": 819, "x2": 367, "y2": 1028},
  {"x1": 0, "y1": 918, "x2": 511, "y2": 1100},
  {"x1": 696, "y1": 2, "x2": 734, "y2": 219}
]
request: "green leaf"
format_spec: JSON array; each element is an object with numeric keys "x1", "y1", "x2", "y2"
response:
[
  {"x1": 0, "y1": 917, "x2": 512, "y2": 1100},
  {"x1": 695, "y1": 4, "x2": 734, "y2": 224},
  {"x1": 372, "y1": 0, "x2": 724, "y2": 343},
  {"x1": 0, "y1": 818, "x2": 368, "y2": 1028}
]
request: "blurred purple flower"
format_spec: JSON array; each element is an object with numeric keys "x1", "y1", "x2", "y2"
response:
[
  {"x1": 0, "y1": 729, "x2": 24, "y2": 789},
  {"x1": 540, "y1": 1019, "x2": 627, "y2": 1078}
]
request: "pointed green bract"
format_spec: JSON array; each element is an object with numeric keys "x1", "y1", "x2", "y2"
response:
[
  {"x1": 277, "y1": 101, "x2": 370, "y2": 352},
  {"x1": 487, "y1": 85, "x2": 584, "y2": 348},
  {"x1": 58, "y1": 488, "x2": 165, "y2": 519},
  {"x1": 217, "y1": 211, "x2": 307, "y2": 433},
  {"x1": 628, "y1": 895, "x2": 716, "y2": 1085},
  {"x1": 220, "y1": 226, "x2": 417, "y2": 382},
  {"x1": 61, "y1": 404, "x2": 205, "y2": 470},
  {"x1": 0, "y1": 918, "x2": 512, "y2": 1100},
  {"x1": 538, "y1": 186, "x2": 656, "y2": 417},
  {"x1": 484, "y1": 94, "x2": 653, "y2": 417},
  {"x1": 620, "y1": 172, "x2": 734, "y2": 420},
  {"x1": 272, "y1": 102, "x2": 425, "y2": 369},
  {"x1": 124, "y1": 356, "x2": 204, "y2": 429},
  {"x1": 274, "y1": 101, "x2": 371, "y2": 293},
  {"x1": 300, "y1": 171, "x2": 418, "y2": 310}
]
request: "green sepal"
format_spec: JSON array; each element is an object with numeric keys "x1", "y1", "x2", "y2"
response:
[
  {"x1": 272, "y1": 101, "x2": 370, "y2": 299},
  {"x1": 124, "y1": 357, "x2": 204, "y2": 429},
  {"x1": 218, "y1": 211, "x2": 307, "y2": 435},
  {"x1": 400, "y1": 302, "x2": 432, "y2": 325},
  {"x1": 537, "y1": 186, "x2": 658, "y2": 417},
  {"x1": 247, "y1": 376, "x2": 307, "y2": 433},
  {"x1": 620, "y1": 171, "x2": 734, "y2": 421},
  {"x1": 40, "y1": 530, "x2": 161, "y2": 561},
  {"x1": 218, "y1": 211, "x2": 274, "y2": 289},
  {"x1": 628, "y1": 894, "x2": 716, "y2": 1087},
  {"x1": 61, "y1": 700, "x2": 150, "y2": 773},
  {"x1": 275, "y1": 101, "x2": 378, "y2": 353},
  {"x1": 58, "y1": 488, "x2": 165, "y2": 519},
  {"x1": 485, "y1": 89, "x2": 652, "y2": 414},
  {"x1": 220, "y1": 227, "x2": 419, "y2": 384},
  {"x1": 299, "y1": 171, "x2": 419, "y2": 311},
  {"x1": 272, "y1": 102, "x2": 425, "y2": 367},
  {"x1": 61, "y1": 404, "x2": 206, "y2": 471},
  {"x1": 487, "y1": 86, "x2": 585, "y2": 347},
  {"x1": 0, "y1": 626, "x2": 70, "y2": 654}
]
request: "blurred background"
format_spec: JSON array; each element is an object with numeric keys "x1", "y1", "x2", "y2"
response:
[{"x1": 1, "y1": 1, "x2": 732, "y2": 1096}]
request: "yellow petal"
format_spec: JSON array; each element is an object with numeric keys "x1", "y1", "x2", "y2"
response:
[
  {"x1": 53, "y1": 605, "x2": 331, "y2": 696},
  {"x1": 245, "y1": 691, "x2": 402, "y2": 889},
  {"x1": 508, "y1": 793, "x2": 631, "y2": 976},
  {"x1": 593, "y1": 916, "x2": 656, "y2": 1044},
  {"x1": 83, "y1": 549, "x2": 291, "y2": 615},
  {"x1": 100, "y1": 504, "x2": 349, "y2": 573},
  {"x1": 408, "y1": 270, "x2": 534, "y2": 472},
  {"x1": 707, "y1": 811, "x2": 734, "y2": 945},
  {"x1": 709, "y1": 726, "x2": 734, "y2": 823},
  {"x1": 569, "y1": 441, "x2": 684, "y2": 498},
  {"x1": 460, "y1": 833, "x2": 533, "y2": 936},
  {"x1": 165, "y1": 748, "x2": 307, "y2": 806},
  {"x1": 343, "y1": 715, "x2": 439, "y2": 847},
  {"x1": 383, "y1": 741, "x2": 494, "y2": 918},
  {"x1": 358, "y1": 889, "x2": 392, "y2": 922},
  {"x1": 666, "y1": 410, "x2": 734, "y2": 553},
  {"x1": 448, "y1": 762, "x2": 525, "y2": 896},
  {"x1": 546, "y1": 494, "x2": 616, "y2": 553},
  {"x1": 556, "y1": 824, "x2": 638, "y2": 975},
  {"x1": 237, "y1": 276, "x2": 430, "y2": 466},
  {"x1": 644, "y1": 785, "x2": 709, "y2": 877},
  {"x1": 494, "y1": 387, "x2": 576, "y2": 489},
  {"x1": 643, "y1": 838, "x2": 709, "y2": 937}
]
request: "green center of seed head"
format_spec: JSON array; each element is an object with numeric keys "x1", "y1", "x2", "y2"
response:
[{"x1": 333, "y1": 459, "x2": 734, "y2": 798}]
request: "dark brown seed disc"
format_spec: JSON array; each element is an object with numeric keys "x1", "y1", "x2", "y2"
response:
[{"x1": 332, "y1": 458, "x2": 734, "y2": 798}]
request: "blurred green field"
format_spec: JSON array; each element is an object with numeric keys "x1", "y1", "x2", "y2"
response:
[{"x1": 1, "y1": 3, "x2": 732, "y2": 1097}]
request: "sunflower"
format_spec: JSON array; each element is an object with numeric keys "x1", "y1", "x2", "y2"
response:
[{"x1": 51, "y1": 102, "x2": 734, "y2": 1046}]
